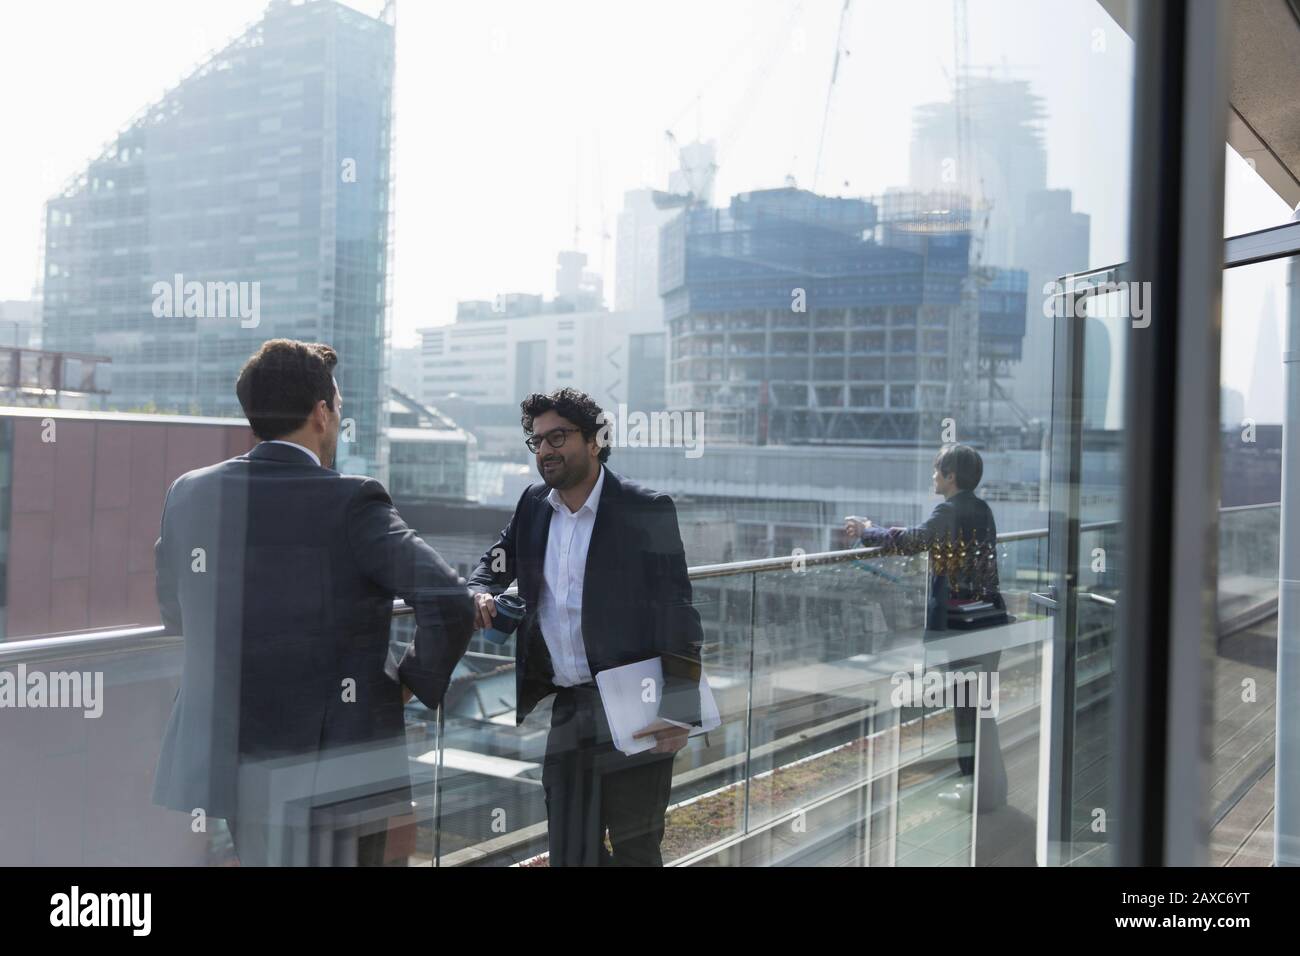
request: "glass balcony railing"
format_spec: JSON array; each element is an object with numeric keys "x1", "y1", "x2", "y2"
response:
[
  {"x1": 0, "y1": 503, "x2": 1280, "y2": 867},
  {"x1": 1211, "y1": 502, "x2": 1282, "y2": 865}
]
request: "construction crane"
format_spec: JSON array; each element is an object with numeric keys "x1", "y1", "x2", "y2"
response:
[
  {"x1": 652, "y1": 129, "x2": 718, "y2": 210},
  {"x1": 653, "y1": 1, "x2": 803, "y2": 211},
  {"x1": 948, "y1": 0, "x2": 1034, "y2": 438},
  {"x1": 946, "y1": 0, "x2": 982, "y2": 433},
  {"x1": 813, "y1": 0, "x2": 853, "y2": 193}
]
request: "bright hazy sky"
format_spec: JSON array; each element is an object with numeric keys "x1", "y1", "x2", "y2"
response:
[{"x1": 0, "y1": 0, "x2": 1292, "y2": 418}]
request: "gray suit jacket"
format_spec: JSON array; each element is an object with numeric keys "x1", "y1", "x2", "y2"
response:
[{"x1": 151, "y1": 441, "x2": 474, "y2": 821}]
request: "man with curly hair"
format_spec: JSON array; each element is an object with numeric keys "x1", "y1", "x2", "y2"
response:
[{"x1": 468, "y1": 387, "x2": 704, "y2": 866}]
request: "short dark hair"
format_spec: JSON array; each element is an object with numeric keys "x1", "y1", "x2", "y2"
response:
[
  {"x1": 934, "y1": 443, "x2": 983, "y2": 491},
  {"x1": 520, "y1": 387, "x2": 610, "y2": 463},
  {"x1": 236, "y1": 339, "x2": 338, "y2": 440}
]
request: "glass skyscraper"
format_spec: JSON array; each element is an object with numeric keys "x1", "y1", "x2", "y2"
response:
[{"x1": 40, "y1": 0, "x2": 394, "y2": 476}]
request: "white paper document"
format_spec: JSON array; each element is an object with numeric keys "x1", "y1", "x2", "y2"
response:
[{"x1": 594, "y1": 657, "x2": 722, "y2": 756}]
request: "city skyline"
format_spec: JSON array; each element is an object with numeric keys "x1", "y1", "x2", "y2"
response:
[
  {"x1": 0, "y1": 0, "x2": 1290, "y2": 417},
  {"x1": 4, "y1": 1, "x2": 1127, "y2": 327},
  {"x1": 0, "y1": 0, "x2": 1294, "y2": 875}
]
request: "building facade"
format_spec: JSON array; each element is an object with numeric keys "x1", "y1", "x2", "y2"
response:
[
  {"x1": 0, "y1": 407, "x2": 254, "y2": 640},
  {"x1": 387, "y1": 388, "x2": 474, "y2": 504},
  {"x1": 40, "y1": 0, "x2": 394, "y2": 477},
  {"x1": 909, "y1": 77, "x2": 1091, "y2": 426},
  {"x1": 661, "y1": 187, "x2": 1027, "y2": 447},
  {"x1": 419, "y1": 305, "x2": 666, "y2": 458},
  {"x1": 615, "y1": 188, "x2": 676, "y2": 313}
]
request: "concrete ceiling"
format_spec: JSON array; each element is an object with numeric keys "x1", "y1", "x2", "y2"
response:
[
  {"x1": 1228, "y1": 0, "x2": 1300, "y2": 208},
  {"x1": 1100, "y1": 0, "x2": 1300, "y2": 210}
]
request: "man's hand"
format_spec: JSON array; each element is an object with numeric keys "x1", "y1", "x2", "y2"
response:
[
  {"x1": 473, "y1": 592, "x2": 496, "y2": 631},
  {"x1": 401, "y1": 684, "x2": 414, "y2": 705},
  {"x1": 843, "y1": 515, "x2": 872, "y2": 541},
  {"x1": 633, "y1": 721, "x2": 690, "y2": 755}
]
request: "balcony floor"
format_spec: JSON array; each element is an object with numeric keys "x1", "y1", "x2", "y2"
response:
[{"x1": 1209, "y1": 614, "x2": 1277, "y2": 867}]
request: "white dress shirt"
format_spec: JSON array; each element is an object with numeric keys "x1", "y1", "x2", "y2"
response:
[
  {"x1": 266, "y1": 439, "x2": 321, "y2": 467},
  {"x1": 537, "y1": 465, "x2": 606, "y2": 687},
  {"x1": 535, "y1": 468, "x2": 691, "y2": 730}
]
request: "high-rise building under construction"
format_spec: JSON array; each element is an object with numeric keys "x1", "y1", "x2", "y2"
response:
[{"x1": 661, "y1": 186, "x2": 1027, "y2": 446}]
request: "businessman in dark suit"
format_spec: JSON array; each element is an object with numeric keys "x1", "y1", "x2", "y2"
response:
[
  {"x1": 152, "y1": 339, "x2": 474, "y2": 866},
  {"x1": 468, "y1": 387, "x2": 703, "y2": 866},
  {"x1": 844, "y1": 443, "x2": 1007, "y2": 810}
]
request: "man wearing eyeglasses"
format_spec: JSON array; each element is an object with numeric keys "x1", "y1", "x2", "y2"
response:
[{"x1": 467, "y1": 387, "x2": 703, "y2": 866}]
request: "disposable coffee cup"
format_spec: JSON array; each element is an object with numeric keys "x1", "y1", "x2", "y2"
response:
[{"x1": 482, "y1": 593, "x2": 526, "y2": 645}]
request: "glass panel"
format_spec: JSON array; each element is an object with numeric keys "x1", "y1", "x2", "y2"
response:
[
  {"x1": 1063, "y1": 523, "x2": 1120, "y2": 863},
  {"x1": 747, "y1": 551, "x2": 938, "y2": 864},
  {"x1": 0, "y1": 639, "x2": 217, "y2": 866},
  {"x1": 1209, "y1": 254, "x2": 1295, "y2": 865},
  {"x1": 1043, "y1": 283, "x2": 1127, "y2": 867},
  {"x1": 658, "y1": 574, "x2": 753, "y2": 864},
  {"x1": 0, "y1": 0, "x2": 1143, "y2": 869},
  {"x1": 423, "y1": 576, "x2": 755, "y2": 867}
]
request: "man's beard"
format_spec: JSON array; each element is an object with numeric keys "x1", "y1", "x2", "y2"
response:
[{"x1": 539, "y1": 453, "x2": 584, "y2": 489}]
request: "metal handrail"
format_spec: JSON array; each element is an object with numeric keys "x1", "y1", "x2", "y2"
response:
[
  {"x1": 688, "y1": 517, "x2": 1125, "y2": 581},
  {"x1": 0, "y1": 503, "x2": 1279, "y2": 665}
]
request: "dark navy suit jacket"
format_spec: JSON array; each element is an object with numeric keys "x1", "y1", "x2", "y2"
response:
[
  {"x1": 467, "y1": 467, "x2": 704, "y2": 727},
  {"x1": 151, "y1": 441, "x2": 474, "y2": 819}
]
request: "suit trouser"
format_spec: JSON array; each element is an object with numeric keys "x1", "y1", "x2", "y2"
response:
[
  {"x1": 924, "y1": 644, "x2": 1008, "y2": 809},
  {"x1": 542, "y1": 684, "x2": 676, "y2": 867}
]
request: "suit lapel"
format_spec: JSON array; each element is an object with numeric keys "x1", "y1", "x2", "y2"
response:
[
  {"x1": 581, "y1": 468, "x2": 619, "y2": 660},
  {"x1": 524, "y1": 487, "x2": 552, "y2": 600},
  {"x1": 516, "y1": 488, "x2": 553, "y2": 687}
]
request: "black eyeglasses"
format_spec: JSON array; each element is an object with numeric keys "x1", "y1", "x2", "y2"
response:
[{"x1": 525, "y1": 427, "x2": 580, "y2": 453}]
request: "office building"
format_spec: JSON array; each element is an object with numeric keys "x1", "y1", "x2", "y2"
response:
[
  {"x1": 615, "y1": 188, "x2": 676, "y2": 313},
  {"x1": 40, "y1": 0, "x2": 395, "y2": 477},
  {"x1": 387, "y1": 388, "x2": 474, "y2": 504},
  {"x1": 909, "y1": 77, "x2": 1091, "y2": 426}
]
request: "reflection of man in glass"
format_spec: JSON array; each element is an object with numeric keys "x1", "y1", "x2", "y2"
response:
[
  {"x1": 844, "y1": 443, "x2": 1007, "y2": 810},
  {"x1": 152, "y1": 340, "x2": 474, "y2": 865}
]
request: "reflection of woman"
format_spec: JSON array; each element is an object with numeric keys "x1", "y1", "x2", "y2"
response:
[
  {"x1": 843, "y1": 443, "x2": 1007, "y2": 810},
  {"x1": 844, "y1": 444, "x2": 1004, "y2": 629}
]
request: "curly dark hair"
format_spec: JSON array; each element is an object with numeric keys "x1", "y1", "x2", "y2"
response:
[
  {"x1": 236, "y1": 339, "x2": 338, "y2": 440},
  {"x1": 520, "y1": 387, "x2": 611, "y2": 463}
]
